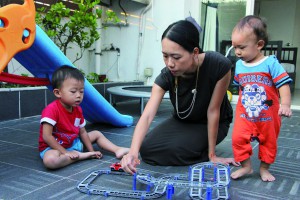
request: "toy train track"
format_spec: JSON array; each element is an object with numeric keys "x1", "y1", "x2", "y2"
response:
[{"x1": 77, "y1": 162, "x2": 230, "y2": 200}]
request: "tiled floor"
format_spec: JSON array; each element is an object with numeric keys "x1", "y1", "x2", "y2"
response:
[
  {"x1": 291, "y1": 89, "x2": 300, "y2": 106},
  {"x1": 0, "y1": 99, "x2": 300, "y2": 200}
]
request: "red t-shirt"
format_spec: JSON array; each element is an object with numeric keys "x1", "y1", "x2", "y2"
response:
[{"x1": 38, "y1": 99, "x2": 86, "y2": 152}]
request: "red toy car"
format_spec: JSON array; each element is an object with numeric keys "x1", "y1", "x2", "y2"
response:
[{"x1": 110, "y1": 162, "x2": 124, "y2": 172}]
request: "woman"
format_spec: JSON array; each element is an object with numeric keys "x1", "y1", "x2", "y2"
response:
[{"x1": 121, "y1": 19, "x2": 239, "y2": 174}]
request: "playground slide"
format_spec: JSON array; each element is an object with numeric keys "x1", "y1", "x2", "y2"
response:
[{"x1": 14, "y1": 25, "x2": 133, "y2": 127}]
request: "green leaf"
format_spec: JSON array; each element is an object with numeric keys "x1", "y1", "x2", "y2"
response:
[{"x1": 35, "y1": 0, "x2": 119, "y2": 64}]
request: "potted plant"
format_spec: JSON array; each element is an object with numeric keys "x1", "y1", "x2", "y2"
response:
[{"x1": 35, "y1": 0, "x2": 119, "y2": 64}]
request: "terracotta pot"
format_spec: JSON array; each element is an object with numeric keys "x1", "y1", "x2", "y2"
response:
[{"x1": 98, "y1": 74, "x2": 106, "y2": 82}]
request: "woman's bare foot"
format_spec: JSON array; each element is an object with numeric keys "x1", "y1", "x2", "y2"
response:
[
  {"x1": 260, "y1": 162, "x2": 275, "y2": 182},
  {"x1": 115, "y1": 147, "x2": 130, "y2": 159},
  {"x1": 231, "y1": 167, "x2": 253, "y2": 179}
]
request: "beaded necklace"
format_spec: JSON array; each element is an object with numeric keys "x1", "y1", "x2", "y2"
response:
[{"x1": 174, "y1": 63, "x2": 200, "y2": 119}]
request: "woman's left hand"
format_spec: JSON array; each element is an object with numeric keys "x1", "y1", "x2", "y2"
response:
[{"x1": 210, "y1": 155, "x2": 240, "y2": 166}]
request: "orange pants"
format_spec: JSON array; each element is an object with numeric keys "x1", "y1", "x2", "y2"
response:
[{"x1": 232, "y1": 108, "x2": 281, "y2": 164}]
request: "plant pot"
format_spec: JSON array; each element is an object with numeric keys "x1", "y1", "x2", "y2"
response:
[{"x1": 98, "y1": 74, "x2": 107, "y2": 82}]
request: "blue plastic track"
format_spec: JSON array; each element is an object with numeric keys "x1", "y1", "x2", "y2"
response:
[{"x1": 14, "y1": 25, "x2": 133, "y2": 127}]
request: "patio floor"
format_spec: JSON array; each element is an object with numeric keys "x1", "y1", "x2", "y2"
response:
[{"x1": 0, "y1": 100, "x2": 299, "y2": 200}]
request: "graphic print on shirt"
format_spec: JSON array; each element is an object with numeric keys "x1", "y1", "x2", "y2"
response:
[
  {"x1": 53, "y1": 126, "x2": 77, "y2": 146},
  {"x1": 241, "y1": 83, "x2": 269, "y2": 118}
]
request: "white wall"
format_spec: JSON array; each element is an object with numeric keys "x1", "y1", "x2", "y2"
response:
[
  {"x1": 5, "y1": 0, "x2": 201, "y2": 84},
  {"x1": 8, "y1": 0, "x2": 298, "y2": 89},
  {"x1": 292, "y1": 0, "x2": 300, "y2": 89},
  {"x1": 258, "y1": 0, "x2": 296, "y2": 45},
  {"x1": 99, "y1": 0, "x2": 201, "y2": 84},
  {"x1": 257, "y1": 0, "x2": 299, "y2": 89}
]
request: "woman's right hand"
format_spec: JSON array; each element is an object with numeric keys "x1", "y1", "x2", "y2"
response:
[{"x1": 120, "y1": 153, "x2": 140, "y2": 175}]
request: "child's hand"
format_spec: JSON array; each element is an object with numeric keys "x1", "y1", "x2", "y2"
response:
[
  {"x1": 91, "y1": 151, "x2": 102, "y2": 159},
  {"x1": 65, "y1": 151, "x2": 80, "y2": 160},
  {"x1": 278, "y1": 104, "x2": 292, "y2": 117}
]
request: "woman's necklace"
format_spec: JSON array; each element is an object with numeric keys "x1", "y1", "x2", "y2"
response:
[{"x1": 174, "y1": 63, "x2": 200, "y2": 119}]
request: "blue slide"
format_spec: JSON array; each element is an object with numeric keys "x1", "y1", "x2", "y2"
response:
[{"x1": 14, "y1": 25, "x2": 133, "y2": 127}]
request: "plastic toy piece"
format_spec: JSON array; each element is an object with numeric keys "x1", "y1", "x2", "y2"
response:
[
  {"x1": 77, "y1": 162, "x2": 231, "y2": 200},
  {"x1": 110, "y1": 162, "x2": 124, "y2": 172},
  {"x1": 77, "y1": 169, "x2": 164, "y2": 199},
  {"x1": 166, "y1": 184, "x2": 174, "y2": 200},
  {"x1": 0, "y1": 0, "x2": 36, "y2": 73},
  {"x1": 0, "y1": 1, "x2": 133, "y2": 127},
  {"x1": 0, "y1": 72, "x2": 50, "y2": 85}
]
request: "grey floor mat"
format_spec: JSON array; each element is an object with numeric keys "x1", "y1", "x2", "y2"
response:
[{"x1": 0, "y1": 100, "x2": 299, "y2": 200}]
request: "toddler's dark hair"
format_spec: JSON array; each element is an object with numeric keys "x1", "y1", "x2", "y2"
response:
[
  {"x1": 162, "y1": 20, "x2": 203, "y2": 53},
  {"x1": 234, "y1": 15, "x2": 269, "y2": 46},
  {"x1": 51, "y1": 66, "x2": 84, "y2": 89}
]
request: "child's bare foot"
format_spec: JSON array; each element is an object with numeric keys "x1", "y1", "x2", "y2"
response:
[
  {"x1": 115, "y1": 147, "x2": 130, "y2": 159},
  {"x1": 231, "y1": 167, "x2": 253, "y2": 179},
  {"x1": 260, "y1": 162, "x2": 275, "y2": 182},
  {"x1": 231, "y1": 158, "x2": 253, "y2": 179},
  {"x1": 260, "y1": 168, "x2": 275, "y2": 182},
  {"x1": 79, "y1": 151, "x2": 102, "y2": 160}
]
